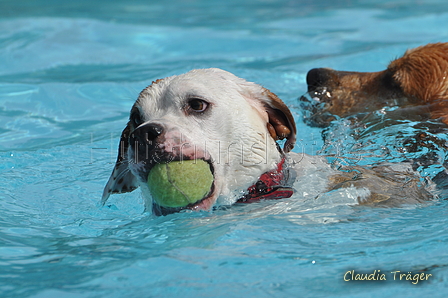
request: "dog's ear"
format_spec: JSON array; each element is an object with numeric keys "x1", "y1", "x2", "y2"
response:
[
  {"x1": 389, "y1": 43, "x2": 448, "y2": 103},
  {"x1": 250, "y1": 87, "x2": 296, "y2": 153},
  {"x1": 243, "y1": 84, "x2": 296, "y2": 153},
  {"x1": 101, "y1": 123, "x2": 139, "y2": 205}
]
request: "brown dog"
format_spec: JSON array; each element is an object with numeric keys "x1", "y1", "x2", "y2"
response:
[{"x1": 302, "y1": 42, "x2": 448, "y2": 126}]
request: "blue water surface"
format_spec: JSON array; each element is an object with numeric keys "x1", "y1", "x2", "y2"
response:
[{"x1": 1, "y1": 0, "x2": 448, "y2": 297}]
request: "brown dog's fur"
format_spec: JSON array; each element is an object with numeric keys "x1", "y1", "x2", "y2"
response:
[{"x1": 304, "y1": 42, "x2": 448, "y2": 126}]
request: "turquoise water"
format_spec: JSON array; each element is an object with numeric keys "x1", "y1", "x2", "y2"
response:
[{"x1": 1, "y1": 0, "x2": 448, "y2": 297}]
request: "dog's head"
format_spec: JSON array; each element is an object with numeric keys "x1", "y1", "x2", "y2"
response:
[
  {"x1": 300, "y1": 42, "x2": 448, "y2": 126},
  {"x1": 102, "y1": 68, "x2": 296, "y2": 215}
]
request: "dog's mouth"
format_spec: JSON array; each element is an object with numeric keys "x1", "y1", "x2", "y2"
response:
[
  {"x1": 127, "y1": 128, "x2": 218, "y2": 215},
  {"x1": 145, "y1": 157, "x2": 216, "y2": 216},
  {"x1": 299, "y1": 90, "x2": 338, "y2": 127}
]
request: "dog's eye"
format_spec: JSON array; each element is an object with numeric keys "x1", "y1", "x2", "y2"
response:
[
  {"x1": 187, "y1": 98, "x2": 209, "y2": 113},
  {"x1": 130, "y1": 109, "x2": 143, "y2": 128}
]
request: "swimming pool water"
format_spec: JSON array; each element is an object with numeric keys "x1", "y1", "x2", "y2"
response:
[{"x1": 1, "y1": 0, "x2": 448, "y2": 297}]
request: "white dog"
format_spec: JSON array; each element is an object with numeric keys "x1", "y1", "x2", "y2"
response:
[{"x1": 102, "y1": 68, "x2": 432, "y2": 215}]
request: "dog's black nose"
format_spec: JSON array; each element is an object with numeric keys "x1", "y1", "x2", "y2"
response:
[
  {"x1": 129, "y1": 123, "x2": 164, "y2": 163},
  {"x1": 306, "y1": 68, "x2": 333, "y2": 92},
  {"x1": 146, "y1": 123, "x2": 163, "y2": 141},
  {"x1": 132, "y1": 123, "x2": 164, "y2": 144}
]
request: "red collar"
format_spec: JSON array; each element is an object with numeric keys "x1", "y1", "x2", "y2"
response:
[{"x1": 237, "y1": 157, "x2": 294, "y2": 204}]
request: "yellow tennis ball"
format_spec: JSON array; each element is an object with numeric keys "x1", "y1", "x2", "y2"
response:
[{"x1": 147, "y1": 159, "x2": 214, "y2": 208}]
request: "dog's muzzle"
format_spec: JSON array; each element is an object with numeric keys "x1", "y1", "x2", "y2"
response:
[
  {"x1": 129, "y1": 123, "x2": 168, "y2": 178},
  {"x1": 128, "y1": 123, "x2": 216, "y2": 216}
]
